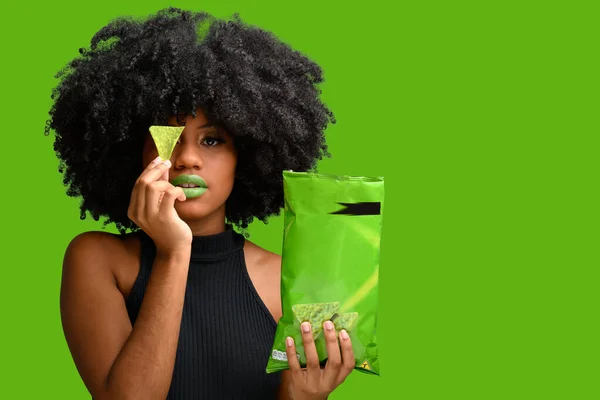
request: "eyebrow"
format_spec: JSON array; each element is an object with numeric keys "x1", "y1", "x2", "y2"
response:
[
  {"x1": 167, "y1": 122, "x2": 214, "y2": 129},
  {"x1": 198, "y1": 123, "x2": 215, "y2": 130}
]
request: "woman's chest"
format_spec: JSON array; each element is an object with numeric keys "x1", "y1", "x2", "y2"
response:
[{"x1": 119, "y1": 248, "x2": 282, "y2": 323}]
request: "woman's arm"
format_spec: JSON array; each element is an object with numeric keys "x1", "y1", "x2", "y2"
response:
[{"x1": 60, "y1": 231, "x2": 190, "y2": 400}]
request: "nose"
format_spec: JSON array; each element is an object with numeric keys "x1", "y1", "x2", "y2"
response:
[{"x1": 172, "y1": 142, "x2": 203, "y2": 170}]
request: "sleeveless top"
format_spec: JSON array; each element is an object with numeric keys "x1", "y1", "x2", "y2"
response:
[{"x1": 125, "y1": 229, "x2": 282, "y2": 399}]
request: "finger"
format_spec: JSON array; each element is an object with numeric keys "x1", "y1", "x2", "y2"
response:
[
  {"x1": 139, "y1": 156, "x2": 162, "y2": 179},
  {"x1": 139, "y1": 160, "x2": 171, "y2": 185},
  {"x1": 159, "y1": 186, "x2": 186, "y2": 214},
  {"x1": 300, "y1": 322, "x2": 321, "y2": 385},
  {"x1": 284, "y1": 336, "x2": 303, "y2": 380},
  {"x1": 322, "y1": 321, "x2": 342, "y2": 385},
  {"x1": 129, "y1": 178, "x2": 143, "y2": 225},
  {"x1": 145, "y1": 181, "x2": 175, "y2": 216},
  {"x1": 128, "y1": 183, "x2": 139, "y2": 224},
  {"x1": 159, "y1": 160, "x2": 170, "y2": 182},
  {"x1": 336, "y1": 329, "x2": 355, "y2": 385},
  {"x1": 136, "y1": 161, "x2": 171, "y2": 215},
  {"x1": 129, "y1": 160, "x2": 162, "y2": 224},
  {"x1": 160, "y1": 167, "x2": 169, "y2": 182}
]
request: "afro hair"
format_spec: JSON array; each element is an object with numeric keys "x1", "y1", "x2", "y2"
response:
[{"x1": 46, "y1": 7, "x2": 334, "y2": 233}]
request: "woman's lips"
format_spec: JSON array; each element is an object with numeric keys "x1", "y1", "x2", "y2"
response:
[{"x1": 170, "y1": 174, "x2": 208, "y2": 199}]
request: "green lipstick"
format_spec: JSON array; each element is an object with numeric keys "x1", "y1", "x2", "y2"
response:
[{"x1": 170, "y1": 174, "x2": 208, "y2": 199}]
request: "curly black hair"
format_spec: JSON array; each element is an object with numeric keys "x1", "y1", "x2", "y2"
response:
[{"x1": 46, "y1": 7, "x2": 334, "y2": 233}]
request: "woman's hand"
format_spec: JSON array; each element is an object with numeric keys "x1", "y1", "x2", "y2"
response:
[
  {"x1": 283, "y1": 321, "x2": 355, "y2": 400},
  {"x1": 127, "y1": 156, "x2": 192, "y2": 255}
]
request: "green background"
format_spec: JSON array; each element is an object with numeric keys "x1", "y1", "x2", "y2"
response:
[{"x1": 1, "y1": 0, "x2": 597, "y2": 399}]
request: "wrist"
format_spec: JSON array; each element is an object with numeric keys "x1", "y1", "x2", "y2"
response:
[{"x1": 155, "y1": 246, "x2": 191, "y2": 266}]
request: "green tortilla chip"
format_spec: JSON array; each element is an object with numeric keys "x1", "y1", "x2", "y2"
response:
[
  {"x1": 292, "y1": 302, "x2": 340, "y2": 338},
  {"x1": 332, "y1": 312, "x2": 359, "y2": 335},
  {"x1": 149, "y1": 125, "x2": 185, "y2": 160}
]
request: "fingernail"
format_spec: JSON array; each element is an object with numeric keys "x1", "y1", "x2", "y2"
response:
[
  {"x1": 324, "y1": 321, "x2": 334, "y2": 331},
  {"x1": 286, "y1": 337, "x2": 293, "y2": 347},
  {"x1": 152, "y1": 156, "x2": 162, "y2": 164},
  {"x1": 340, "y1": 330, "x2": 349, "y2": 340},
  {"x1": 301, "y1": 322, "x2": 311, "y2": 333},
  {"x1": 163, "y1": 160, "x2": 172, "y2": 168}
]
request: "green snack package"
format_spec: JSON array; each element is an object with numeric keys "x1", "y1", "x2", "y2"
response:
[
  {"x1": 149, "y1": 125, "x2": 185, "y2": 160},
  {"x1": 332, "y1": 312, "x2": 359, "y2": 337},
  {"x1": 292, "y1": 302, "x2": 340, "y2": 339},
  {"x1": 266, "y1": 171, "x2": 384, "y2": 376}
]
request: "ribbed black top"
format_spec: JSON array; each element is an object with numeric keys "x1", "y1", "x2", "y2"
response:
[{"x1": 126, "y1": 229, "x2": 281, "y2": 399}]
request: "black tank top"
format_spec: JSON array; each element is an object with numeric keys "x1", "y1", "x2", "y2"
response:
[{"x1": 125, "y1": 228, "x2": 281, "y2": 399}]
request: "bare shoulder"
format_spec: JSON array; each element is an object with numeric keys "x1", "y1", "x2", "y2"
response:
[
  {"x1": 243, "y1": 239, "x2": 282, "y2": 272},
  {"x1": 65, "y1": 231, "x2": 124, "y2": 261},
  {"x1": 65, "y1": 230, "x2": 139, "y2": 258},
  {"x1": 60, "y1": 231, "x2": 141, "y2": 397},
  {"x1": 63, "y1": 231, "x2": 141, "y2": 297},
  {"x1": 243, "y1": 239, "x2": 283, "y2": 321}
]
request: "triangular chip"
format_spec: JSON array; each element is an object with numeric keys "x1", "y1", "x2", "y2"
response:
[
  {"x1": 149, "y1": 125, "x2": 185, "y2": 160},
  {"x1": 292, "y1": 302, "x2": 340, "y2": 339},
  {"x1": 332, "y1": 312, "x2": 359, "y2": 335}
]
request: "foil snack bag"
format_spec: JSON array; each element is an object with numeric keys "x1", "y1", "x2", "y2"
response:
[{"x1": 266, "y1": 171, "x2": 384, "y2": 376}]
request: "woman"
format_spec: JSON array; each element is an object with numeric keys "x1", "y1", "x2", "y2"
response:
[{"x1": 48, "y1": 7, "x2": 355, "y2": 400}]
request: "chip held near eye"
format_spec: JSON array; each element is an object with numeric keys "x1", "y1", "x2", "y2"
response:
[
  {"x1": 149, "y1": 125, "x2": 185, "y2": 161},
  {"x1": 266, "y1": 171, "x2": 384, "y2": 376}
]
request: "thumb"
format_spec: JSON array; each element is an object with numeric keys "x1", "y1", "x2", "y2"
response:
[{"x1": 160, "y1": 165, "x2": 170, "y2": 182}]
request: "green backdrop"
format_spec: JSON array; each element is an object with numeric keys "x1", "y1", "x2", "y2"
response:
[{"x1": 1, "y1": 0, "x2": 597, "y2": 399}]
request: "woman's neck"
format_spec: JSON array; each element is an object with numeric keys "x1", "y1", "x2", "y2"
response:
[{"x1": 185, "y1": 209, "x2": 228, "y2": 237}]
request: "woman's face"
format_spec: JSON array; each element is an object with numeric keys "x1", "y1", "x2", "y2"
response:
[{"x1": 142, "y1": 108, "x2": 237, "y2": 223}]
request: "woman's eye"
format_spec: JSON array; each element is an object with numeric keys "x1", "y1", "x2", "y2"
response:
[{"x1": 202, "y1": 137, "x2": 222, "y2": 146}]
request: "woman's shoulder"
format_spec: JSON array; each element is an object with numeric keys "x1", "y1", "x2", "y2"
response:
[
  {"x1": 242, "y1": 240, "x2": 283, "y2": 321},
  {"x1": 243, "y1": 239, "x2": 282, "y2": 271},
  {"x1": 63, "y1": 231, "x2": 142, "y2": 296},
  {"x1": 64, "y1": 230, "x2": 140, "y2": 262}
]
